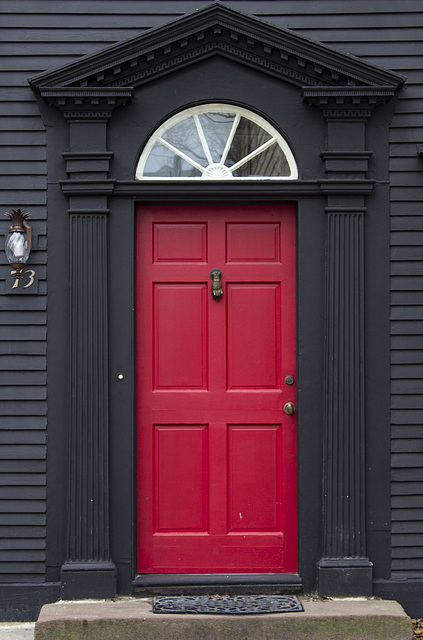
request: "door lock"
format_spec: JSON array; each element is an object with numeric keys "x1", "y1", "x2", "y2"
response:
[{"x1": 283, "y1": 402, "x2": 296, "y2": 415}]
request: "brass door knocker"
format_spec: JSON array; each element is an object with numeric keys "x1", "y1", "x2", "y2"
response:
[{"x1": 210, "y1": 269, "x2": 223, "y2": 301}]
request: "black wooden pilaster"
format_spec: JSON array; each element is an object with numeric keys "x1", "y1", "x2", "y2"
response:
[
  {"x1": 318, "y1": 206, "x2": 372, "y2": 596},
  {"x1": 301, "y1": 90, "x2": 388, "y2": 596},
  {"x1": 61, "y1": 209, "x2": 116, "y2": 598},
  {"x1": 50, "y1": 94, "x2": 133, "y2": 599}
]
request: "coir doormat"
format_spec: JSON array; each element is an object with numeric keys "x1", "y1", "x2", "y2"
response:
[{"x1": 153, "y1": 595, "x2": 304, "y2": 615}]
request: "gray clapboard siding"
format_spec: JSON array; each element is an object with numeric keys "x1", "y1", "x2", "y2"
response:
[
  {"x1": 0, "y1": 486, "x2": 46, "y2": 499},
  {"x1": 0, "y1": 131, "x2": 46, "y2": 146},
  {"x1": 0, "y1": 163, "x2": 47, "y2": 175},
  {"x1": 0, "y1": 551, "x2": 45, "y2": 562},
  {"x1": 0, "y1": 28, "x2": 142, "y2": 43},
  {"x1": 392, "y1": 469, "x2": 423, "y2": 482},
  {"x1": 393, "y1": 510, "x2": 423, "y2": 522},
  {"x1": 0, "y1": 299, "x2": 47, "y2": 313},
  {"x1": 0, "y1": 356, "x2": 46, "y2": 370},
  {"x1": 0, "y1": 474, "x2": 45, "y2": 486},
  {"x1": 394, "y1": 548, "x2": 423, "y2": 558},
  {"x1": 0, "y1": 539, "x2": 44, "y2": 549},
  {"x1": 309, "y1": 28, "x2": 423, "y2": 44},
  {"x1": 387, "y1": 3, "x2": 423, "y2": 576},
  {"x1": 0, "y1": 103, "x2": 42, "y2": 116},
  {"x1": 0, "y1": 312, "x2": 46, "y2": 326},
  {"x1": 0, "y1": 461, "x2": 46, "y2": 473},
  {"x1": 391, "y1": 218, "x2": 423, "y2": 230},
  {"x1": 393, "y1": 494, "x2": 423, "y2": 507},
  {"x1": 0, "y1": 429, "x2": 46, "y2": 444},
  {"x1": 0, "y1": 403, "x2": 46, "y2": 417},
  {"x1": 392, "y1": 397, "x2": 423, "y2": 411},
  {"x1": 392, "y1": 365, "x2": 423, "y2": 378},
  {"x1": 0, "y1": 0, "x2": 48, "y2": 578},
  {"x1": 391, "y1": 307, "x2": 423, "y2": 320},
  {"x1": 392, "y1": 380, "x2": 423, "y2": 394},
  {"x1": 391, "y1": 247, "x2": 423, "y2": 260},
  {"x1": 392, "y1": 321, "x2": 423, "y2": 334},
  {"x1": 0, "y1": 527, "x2": 45, "y2": 538},
  {"x1": 0, "y1": 148, "x2": 46, "y2": 162},
  {"x1": 392, "y1": 411, "x2": 423, "y2": 426}
]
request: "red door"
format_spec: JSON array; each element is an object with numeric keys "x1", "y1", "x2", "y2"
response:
[{"x1": 136, "y1": 204, "x2": 297, "y2": 574}]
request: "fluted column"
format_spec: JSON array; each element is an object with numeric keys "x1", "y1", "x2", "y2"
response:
[
  {"x1": 318, "y1": 207, "x2": 372, "y2": 595},
  {"x1": 60, "y1": 211, "x2": 116, "y2": 598},
  {"x1": 68, "y1": 214, "x2": 110, "y2": 562}
]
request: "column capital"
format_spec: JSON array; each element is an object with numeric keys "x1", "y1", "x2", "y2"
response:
[
  {"x1": 302, "y1": 85, "x2": 396, "y2": 120},
  {"x1": 38, "y1": 87, "x2": 133, "y2": 122}
]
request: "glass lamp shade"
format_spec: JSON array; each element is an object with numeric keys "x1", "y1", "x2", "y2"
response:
[{"x1": 5, "y1": 230, "x2": 31, "y2": 268}]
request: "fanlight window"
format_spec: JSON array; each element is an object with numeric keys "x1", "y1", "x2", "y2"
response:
[{"x1": 136, "y1": 104, "x2": 298, "y2": 180}]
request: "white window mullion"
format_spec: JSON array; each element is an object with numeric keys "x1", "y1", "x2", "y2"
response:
[
  {"x1": 230, "y1": 137, "x2": 277, "y2": 172},
  {"x1": 220, "y1": 113, "x2": 240, "y2": 166},
  {"x1": 194, "y1": 115, "x2": 213, "y2": 166},
  {"x1": 158, "y1": 137, "x2": 206, "y2": 172}
]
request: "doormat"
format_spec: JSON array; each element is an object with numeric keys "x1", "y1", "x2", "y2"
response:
[{"x1": 153, "y1": 595, "x2": 304, "y2": 615}]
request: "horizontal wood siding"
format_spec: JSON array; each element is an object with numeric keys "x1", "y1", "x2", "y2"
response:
[
  {"x1": 385, "y1": 13, "x2": 423, "y2": 580},
  {"x1": 0, "y1": 0, "x2": 422, "y2": 583},
  {"x1": 0, "y1": 0, "x2": 49, "y2": 584}
]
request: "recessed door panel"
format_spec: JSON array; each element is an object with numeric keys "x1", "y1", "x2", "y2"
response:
[
  {"x1": 137, "y1": 204, "x2": 297, "y2": 574},
  {"x1": 227, "y1": 424, "x2": 281, "y2": 532},
  {"x1": 154, "y1": 223, "x2": 207, "y2": 262},
  {"x1": 226, "y1": 223, "x2": 280, "y2": 262},
  {"x1": 154, "y1": 425, "x2": 209, "y2": 532},
  {"x1": 154, "y1": 283, "x2": 207, "y2": 389},
  {"x1": 227, "y1": 284, "x2": 281, "y2": 389}
]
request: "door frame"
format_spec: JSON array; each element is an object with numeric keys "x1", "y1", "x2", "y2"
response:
[{"x1": 119, "y1": 189, "x2": 324, "y2": 596}]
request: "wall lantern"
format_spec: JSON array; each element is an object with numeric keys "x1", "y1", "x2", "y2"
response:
[{"x1": 4, "y1": 209, "x2": 32, "y2": 280}]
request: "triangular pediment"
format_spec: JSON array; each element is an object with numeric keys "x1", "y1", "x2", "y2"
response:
[{"x1": 31, "y1": 2, "x2": 403, "y2": 94}]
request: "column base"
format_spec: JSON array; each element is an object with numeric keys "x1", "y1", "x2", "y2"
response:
[
  {"x1": 61, "y1": 561, "x2": 116, "y2": 600},
  {"x1": 318, "y1": 558, "x2": 373, "y2": 597}
]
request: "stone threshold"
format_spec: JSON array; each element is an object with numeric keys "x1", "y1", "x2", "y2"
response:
[{"x1": 35, "y1": 596, "x2": 413, "y2": 640}]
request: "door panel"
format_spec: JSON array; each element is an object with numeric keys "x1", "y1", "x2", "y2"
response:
[
  {"x1": 154, "y1": 425, "x2": 209, "y2": 532},
  {"x1": 136, "y1": 204, "x2": 297, "y2": 574},
  {"x1": 227, "y1": 283, "x2": 281, "y2": 389},
  {"x1": 154, "y1": 283, "x2": 207, "y2": 389},
  {"x1": 227, "y1": 424, "x2": 281, "y2": 532}
]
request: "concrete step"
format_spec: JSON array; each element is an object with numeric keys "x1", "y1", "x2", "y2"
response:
[
  {"x1": 0, "y1": 623, "x2": 35, "y2": 639},
  {"x1": 34, "y1": 597, "x2": 413, "y2": 640}
]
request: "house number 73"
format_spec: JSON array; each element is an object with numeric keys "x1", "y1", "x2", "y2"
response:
[{"x1": 11, "y1": 269, "x2": 36, "y2": 289}]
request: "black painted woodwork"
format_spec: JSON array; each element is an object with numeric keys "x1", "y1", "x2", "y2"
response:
[
  {"x1": 319, "y1": 206, "x2": 373, "y2": 596},
  {"x1": 31, "y1": 3, "x2": 402, "y2": 92},
  {"x1": 134, "y1": 573, "x2": 302, "y2": 597},
  {"x1": 1, "y1": 0, "x2": 423, "y2": 619},
  {"x1": 324, "y1": 209, "x2": 366, "y2": 560},
  {"x1": 312, "y1": 105, "x2": 373, "y2": 595},
  {"x1": 57, "y1": 113, "x2": 117, "y2": 599},
  {"x1": 60, "y1": 211, "x2": 116, "y2": 599}
]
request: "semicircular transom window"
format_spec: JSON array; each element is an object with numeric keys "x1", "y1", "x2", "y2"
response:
[{"x1": 136, "y1": 104, "x2": 298, "y2": 180}]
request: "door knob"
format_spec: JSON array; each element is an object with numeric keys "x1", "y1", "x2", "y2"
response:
[{"x1": 283, "y1": 402, "x2": 296, "y2": 415}]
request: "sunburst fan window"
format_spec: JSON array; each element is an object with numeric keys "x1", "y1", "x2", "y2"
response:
[{"x1": 136, "y1": 104, "x2": 298, "y2": 180}]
